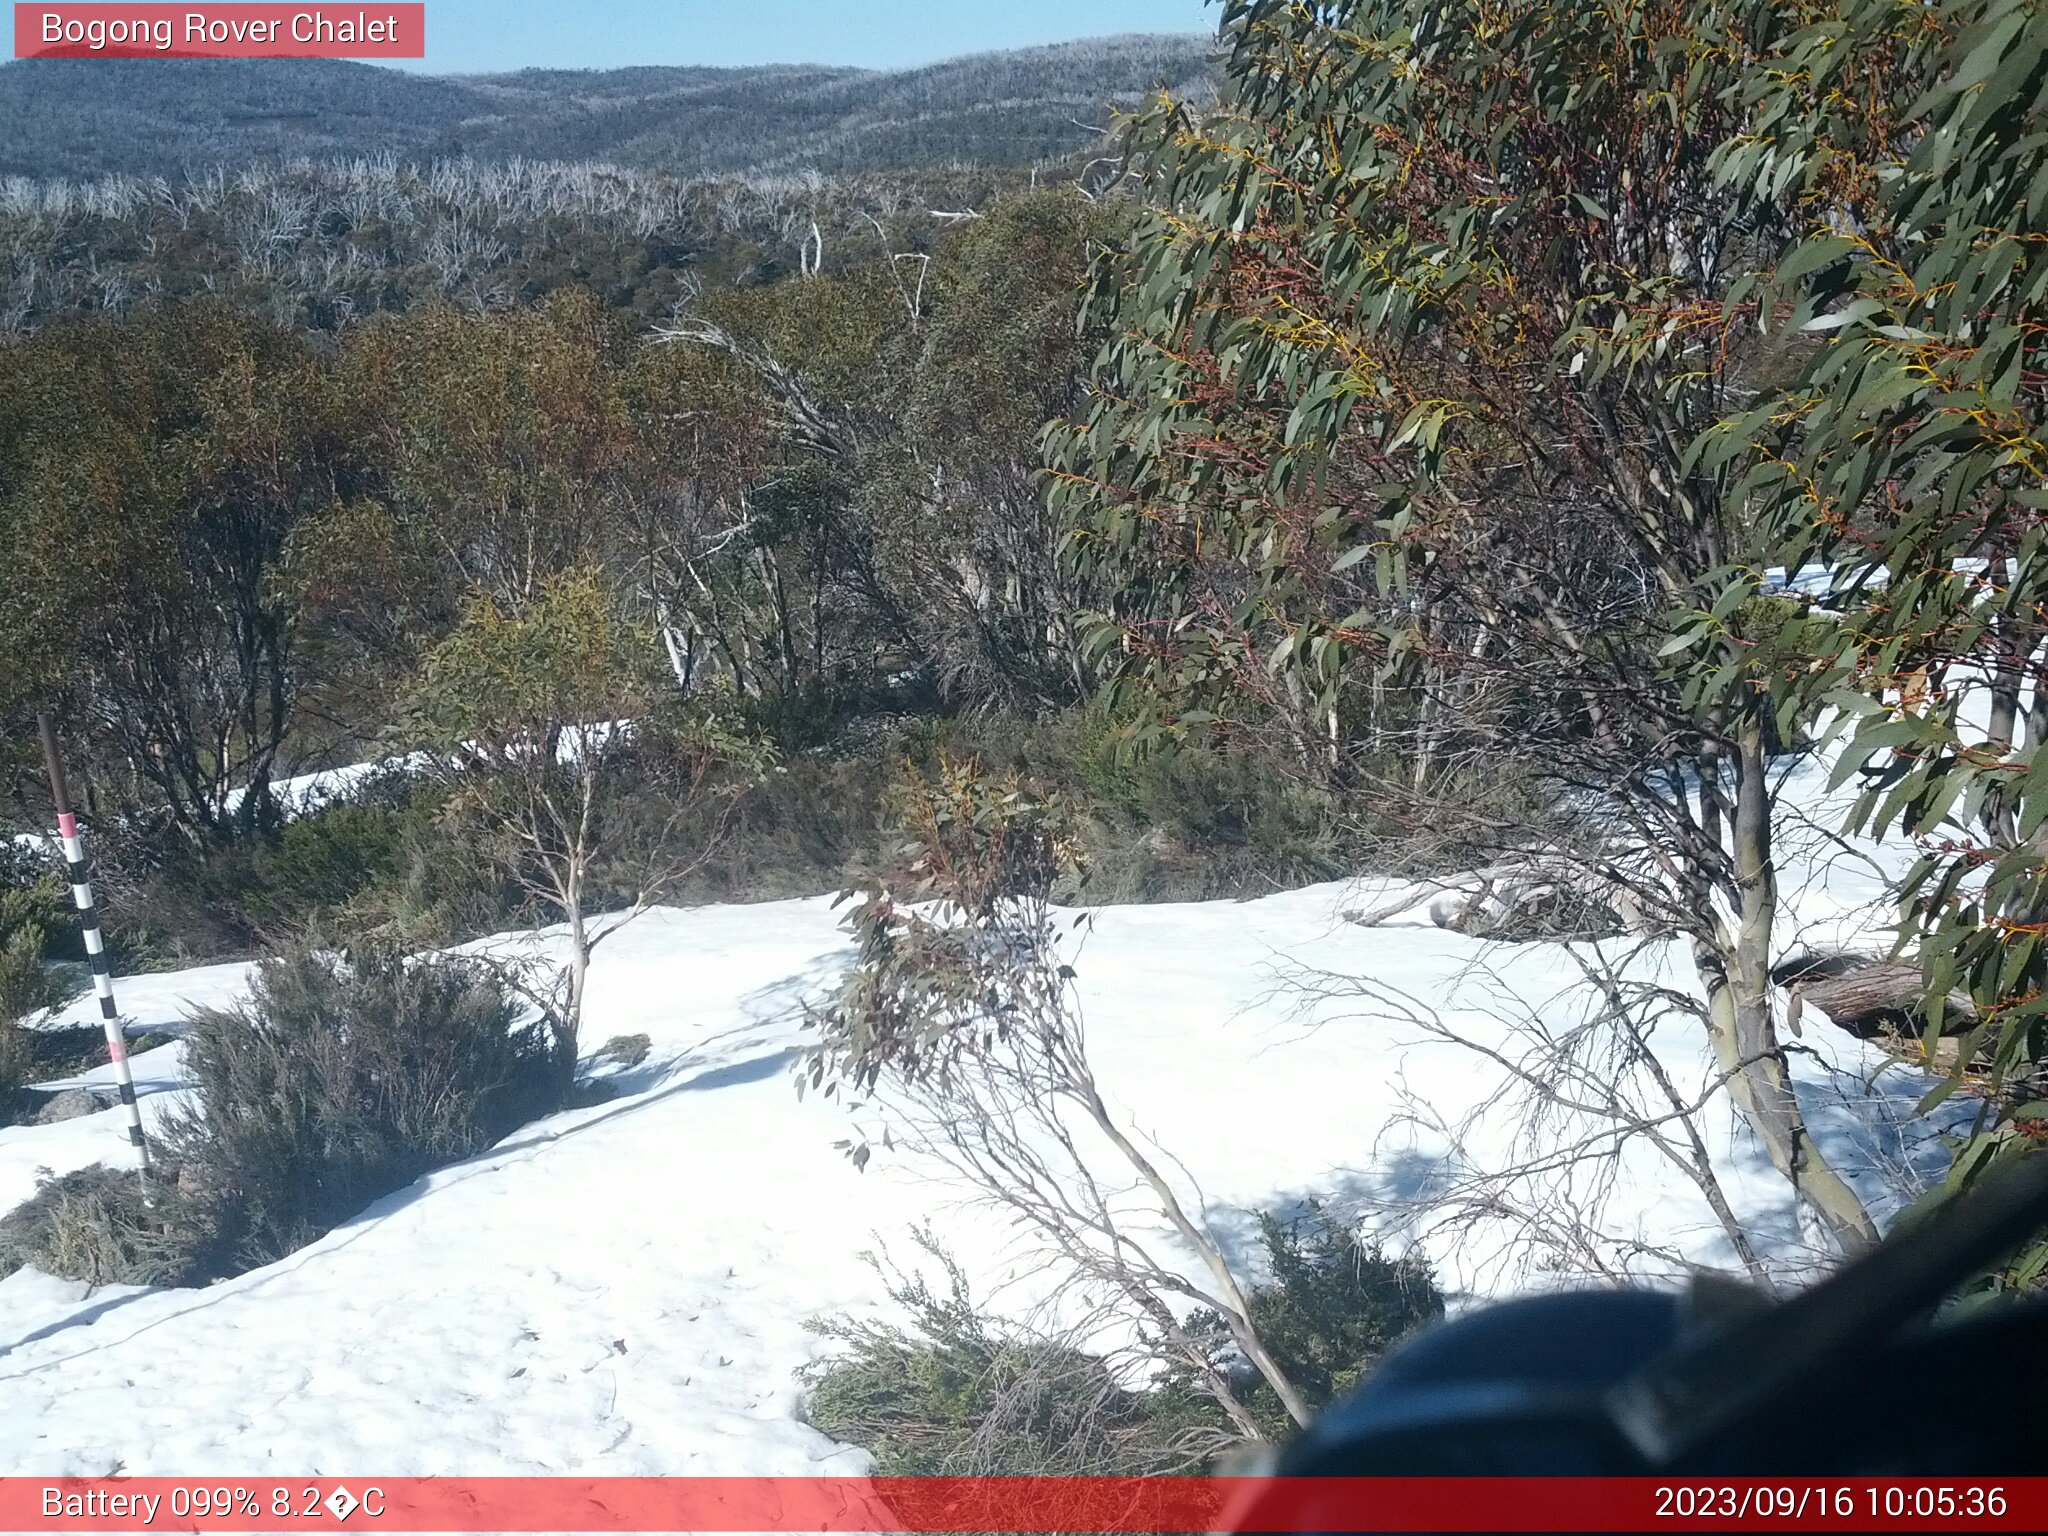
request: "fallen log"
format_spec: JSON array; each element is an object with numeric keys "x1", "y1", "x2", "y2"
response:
[
  {"x1": 1772, "y1": 951, "x2": 1977, "y2": 1039},
  {"x1": 1342, "y1": 863, "x2": 1532, "y2": 928},
  {"x1": 1345, "y1": 860, "x2": 1628, "y2": 943}
]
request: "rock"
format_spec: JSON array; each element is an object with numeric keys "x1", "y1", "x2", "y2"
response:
[{"x1": 32, "y1": 1088, "x2": 115, "y2": 1125}]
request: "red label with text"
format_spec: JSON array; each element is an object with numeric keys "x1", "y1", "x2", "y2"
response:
[{"x1": 14, "y1": 5, "x2": 424, "y2": 58}]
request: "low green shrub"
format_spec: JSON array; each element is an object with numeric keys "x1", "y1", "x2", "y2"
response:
[
  {"x1": 0, "y1": 880, "x2": 84, "y2": 1025},
  {"x1": 77, "y1": 699, "x2": 1512, "y2": 965},
  {"x1": 897, "y1": 712, "x2": 1358, "y2": 902},
  {"x1": 648, "y1": 752, "x2": 894, "y2": 905},
  {"x1": 1069, "y1": 745, "x2": 1351, "y2": 902},
  {"x1": 183, "y1": 800, "x2": 410, "y2": 942},
  {"x1": 0, "y1": 1165, "x2": 216, "y2": 1287},
  {"x1": 0, "y1": 1022, "x2": 30, "y2": 1126},
  {"x1": 1, "y1": 867, "x2": 90, "y2": 1126},
  {"x1": 1169, "y1": 1203, "x2": 1445, "y2": 1443},
  {"x1": 588, "y1": 707, "x2": 1390, "y2": 910},
  {"x1": 271, "y1": 800, "x2": 411, "y2": 914},
  {"x1": 164, "y1": 945, "x2": 566, "y2": 1270},
  {"x1": 123, "y1": 777, "x2": 467, "y2": 957},
  {"x1": 362, "y1": 797, "x2": 535, "y2": 948},
  {"x1": 804, "y1": 1240, "x2": 1205, "y2": 1476},
  {"x1": 804, "y1": 1206, "x2": 1445, "y2": 1471}
]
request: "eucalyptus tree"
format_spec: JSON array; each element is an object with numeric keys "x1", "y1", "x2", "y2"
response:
[
  {"x1": 1716, "y1": 0, "x2": 2048, "y2": 1284},
  {"x1": 656, "y1": 191, "x2": 1117, "y2": 714},
  {"x1": 402, "y1": 566, "x2": 751, "y2": 1080},
  {"x1": 1048, "y1": 0, "x2": 1882, "y2": 1258},
  {"x1": 338, "y1": 289, "x2": 638, "y2": 617},
  {"x1": 0, "y1": 301, "x2": 345, "y2": 842}
]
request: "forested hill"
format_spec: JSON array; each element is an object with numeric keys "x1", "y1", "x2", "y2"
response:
[{"x1": 0, "y1": 34, "x2": 1216, "y2": 180}]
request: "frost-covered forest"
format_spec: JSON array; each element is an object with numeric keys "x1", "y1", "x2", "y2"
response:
[{"x1": 0, "y1": 36, "x2": 1216, "y2": 181}]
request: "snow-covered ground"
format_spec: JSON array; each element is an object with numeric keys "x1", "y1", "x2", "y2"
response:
[{"x1": 0, "y1": 752, "x2": 1950, "y2": 1476}]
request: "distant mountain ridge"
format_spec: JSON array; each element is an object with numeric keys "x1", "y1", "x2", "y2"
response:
[{"x1": 0, "y1": 34, "x2": 1217, "y2": 181}]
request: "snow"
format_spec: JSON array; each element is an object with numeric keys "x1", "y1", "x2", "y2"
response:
[
  {"x1": 0, "y1": 750, "x2": 1956, "y2": 1476},
  {"x1": 0, "y1": 1268, "x2": 152, "y2": 1365},
  {"x1": 224, "y1": 760, "x2": 409, "y2": 819},
  {"x1": 7, "y1": 735, "x2": 623, "y2": 858},
  {"x1": 7, "y1": 761, "x2": 409, "y2": 862},
  {"x1": 1761, "y1": 556, "x2": 1997, "y2": 601},
  {"x1": 219, "y1": 729, "x2": 631, "y2": 821}
]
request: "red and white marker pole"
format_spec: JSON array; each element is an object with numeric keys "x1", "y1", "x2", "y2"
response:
[{"x1": 36, "y1": 713, "x2": 151, "y2": 1178}]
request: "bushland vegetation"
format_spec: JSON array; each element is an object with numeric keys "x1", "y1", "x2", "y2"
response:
[
  {"x1": 0, "y1": 946, "x2": 561, "y2": 1284},
  {"x1": 802, "y1": 1212, "x2": 1441, "y2": 1474},
  {"x1": 1, "y1": 0, "x2": 2044, "y2": 1470},
  {"x1": 0, "y1": 182, "x2": 1413, "y2": 974},
  {"x1": 1042, "y1": 0, "x2": 2048, "y2": 1281}
]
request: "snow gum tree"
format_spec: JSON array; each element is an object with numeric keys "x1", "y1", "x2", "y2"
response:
[
  {"x1": 1708, "y1": 0, "x2": 2048, "y2": 1284},
  {"x1": 1047, "y1": 0, "x2": 1883, "y2": 1258},
  {"x1": 806, "y1": 757, "x2": 1316, "y2": 1439},
  {"x1": 329, "y1": 289, "x2": 641, "y2": 634},
  {"x1": 402, "y1": 566, "x2": 749, "y2": 1086}
]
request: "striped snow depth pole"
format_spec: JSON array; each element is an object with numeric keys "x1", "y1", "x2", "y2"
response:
[{"x1": 36, "y1": 713, "x2": 150, "y2": 1176}]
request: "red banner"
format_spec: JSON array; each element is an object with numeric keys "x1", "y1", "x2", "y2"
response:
[
  {"x1": 0, "y1": 1477, "x2": 2041, "y2": 1532},
  {"x1": 14, "y1": 5, "x2": 425, "y2": 59}
]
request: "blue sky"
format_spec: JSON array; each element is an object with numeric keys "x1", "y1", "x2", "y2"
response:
[{"x1": 8, "y1": 2, "x2": 1220, "y2": 73}]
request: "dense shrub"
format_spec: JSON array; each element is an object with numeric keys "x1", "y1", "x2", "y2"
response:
[
  {"x1": 116, "y1": 773, "x2": 465, "y2": 956},
  {"x1": 0, "y1": 1165, "x2": 215, "y2": 1287},
  {"x1": 0, "y1": 876, "x2": 83, "y2": 1023},
  {"x1": 96, "y1": 772, "x2": 543, "y2": 962},
  {"x1": 0, "y1": 1022, "x2": 29, "y2": 1126},
  {"x1": 804, "y1": 1241, "x2": 1210, "y2": 1476},
  {"x1": 0, "y1": 949, "x2": 564, "y2": 1286},
  {"x1": 1170, "y1": 1204, "x2": 1444, "y2": 1443},
  {"x1": 0, "y1": 864, "x2": 89, "y2": 1125},
  {"x1": 804, "y1": 1208, "x2": 1445, "y2": 1471},
  {"x1": 358, "y1": 796, "x2": 536, "y2": 948},
  {"x1": 1063, "y1": 741, "x2": 1352, "y2": 902},
  {"x1": 669, "y1": 706, "x2": 1532, "y2": 906},
  {"x1": 663, "y1": 752, "x2": 896, "y2": 905},
  {"x1": 164, "y1": 946, "x2": 565, "y2": 1269},
  {"x1": 69, "y1": 698, "x2": 1490, "y2": 972},
  {"x1": 904, "y1": 710, "x2": 1486, "y2": 903}
]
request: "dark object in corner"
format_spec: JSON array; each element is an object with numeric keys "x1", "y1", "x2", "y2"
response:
[{"x1": 1224, "y1": 1152, "x2": 2048, "y2": 1515}]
